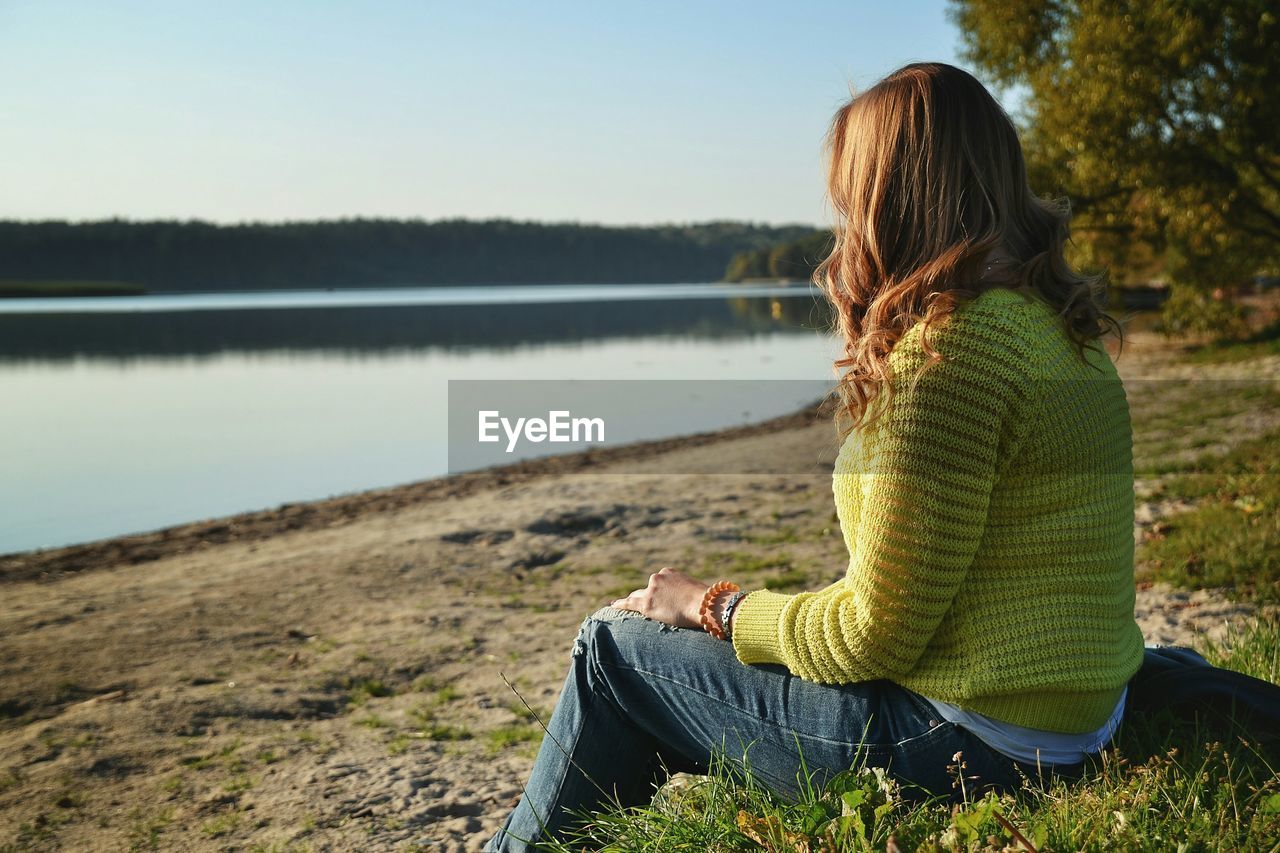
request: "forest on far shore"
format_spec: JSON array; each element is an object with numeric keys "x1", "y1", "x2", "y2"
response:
[{"x1": 0, "y1": 218, "x2": 816, "y2": 293}]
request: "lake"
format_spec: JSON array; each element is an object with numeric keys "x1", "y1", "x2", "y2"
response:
[{"x1": 1, "y1": 284, "x2": 839, "y2": 554}]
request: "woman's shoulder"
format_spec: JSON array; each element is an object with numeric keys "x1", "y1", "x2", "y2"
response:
[
  {"x1": 953, "y1": 285, "x2": 1059, "y2": 333},
  {"x1": 896, "y1": 285, "x2": 1060, "y2": 369}
]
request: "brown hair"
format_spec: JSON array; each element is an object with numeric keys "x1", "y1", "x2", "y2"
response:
[{"x1": 815, "y1": 62, "x2": 1119, "y2": 436}]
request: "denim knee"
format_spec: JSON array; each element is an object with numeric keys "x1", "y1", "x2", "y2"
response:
[{"x1": 570, "y1": 606, "x2": 649, "y2": 661}]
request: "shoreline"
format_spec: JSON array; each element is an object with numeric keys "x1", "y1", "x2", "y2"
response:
[{"x1": 0, "y1": 399, "x2": 830, "y2": 583}]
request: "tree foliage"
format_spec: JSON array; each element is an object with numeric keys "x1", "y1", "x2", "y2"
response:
[
  {"x1": 724, "y1": 230, "x2": 833, "y2": 282},
  {"x1": 951, "y1": 0, "x2": 1279, "y2": 332},
  {"x1": 0, "y1": 219, "x2": 816, "y2": 292}
]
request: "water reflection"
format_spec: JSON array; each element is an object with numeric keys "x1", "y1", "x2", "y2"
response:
[{"x1": 0, "y1": 295, "x2": 833, "y2": 362}]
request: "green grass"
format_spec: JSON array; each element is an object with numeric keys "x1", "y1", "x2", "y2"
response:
[
  {"x1": 606, "y1": 581, "x2": 644, "y2": 600},
  {"x1": 533, "y1": 619, "x2": 1280, "y2": 851},
  {"x1": 125, "y1": 806, "x2": 174, "y2": 851},
  {"x1": 744, "y1": 525, "x2": 803, "y2": 546},
  {"x1": 412, "y1": 674, "x2": 440, "y2": 692},
  {"x1": 178, "y1": 738, "x2": 243, "y2": 771},
  {"x1": 485, "y1": 723, "x2": 542, "y2": 755},
  {"x1": 1204, "y1": 617, "x2": 1280, "y2": 685},
  {"x1": 1129, "y1": 382, "x2": 1279, "y2": 480},
  {"x1": 505, "y1": 700, "x2": 549, "y2": 724},
  {"x1": 1137, "y1": 429, "x2": 1280, "y2": 598},
  {"x1": 763, "y1": 569, "x2": 812, "y2": 592},
  {"x1": 199, "y1": 810, "x2": 242, "y2": 839},
  {"x1": 221, "y1": 774, "x2": 254, "y2": 794},
  {"x1": 346, "y1": 677, "x2": 394, "y2": 705},
  {"x1": 52, "y1": 789, "x2": 86, "y2": 809},
  {"x1": 422, "y1": 723, "x2": 473, "y2": 742},
  {"x1": 410, "y1": 703, "x2": 474, "y2": 742},
  {"x1": 1183, "y1": 318, "x2": 1280, "y2": 363},
  {"x1": 0, "y1": 279, "x2": 146, "y2": 297},
  {"x1": 702, "y1": 551, "x2": 795, "y2": 578}
]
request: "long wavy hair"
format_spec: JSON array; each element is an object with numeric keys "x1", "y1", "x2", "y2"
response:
[{"x1": 815, "y1": 62, "x2": 1120, "y2": 436}]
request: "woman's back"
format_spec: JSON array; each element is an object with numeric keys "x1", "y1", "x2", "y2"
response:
[{"x1": 731, "y1": 286, "x2": 1145, "y2": 734}]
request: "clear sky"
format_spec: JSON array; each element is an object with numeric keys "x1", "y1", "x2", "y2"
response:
[{"x1": 0, "y1": 0, "x2": 981, "y2": 227}]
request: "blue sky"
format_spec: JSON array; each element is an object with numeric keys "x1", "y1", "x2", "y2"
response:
[{"x1": 0, "y1": 0, "x2": 982, "y2": 226}]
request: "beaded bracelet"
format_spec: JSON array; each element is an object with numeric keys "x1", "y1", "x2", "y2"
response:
[
  {"x1": 720, "y1": 590, "x2": 748, "y2": 642},
  {"x1": 698, "y1": 581, "x2": 740, "y2": 640}
]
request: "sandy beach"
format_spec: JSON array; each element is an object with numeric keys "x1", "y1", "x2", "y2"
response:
[{"x1": 1, "y1": 327, "x2": 1275, "y2": 852}]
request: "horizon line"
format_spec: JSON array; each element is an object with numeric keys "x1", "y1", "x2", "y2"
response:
[{"x1": 0, "y1": 215, "x2": 827, "y2": 230}]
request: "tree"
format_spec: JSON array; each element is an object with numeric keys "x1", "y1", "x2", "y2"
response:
[
  {"x1": 724, "y1": 231, "x2": 834, "y2": 283},
  {"x1": 767, "y1": 242, "x2": 809, "y2": 279},
  {"x1": 724, "y1": 248, "x2": 771, "y2": 282},
  {"x1": 950, "y1": 0, "x2": 1279, "y2": 335}
]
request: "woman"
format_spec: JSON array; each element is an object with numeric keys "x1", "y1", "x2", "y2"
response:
[{"x1": 484, "y1": 62, "x2": 1145, "y2": 852}]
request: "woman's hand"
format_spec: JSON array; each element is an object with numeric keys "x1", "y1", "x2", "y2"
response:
[{"x1": 610, "y1": 567, "x2": 707, "y2": 629}]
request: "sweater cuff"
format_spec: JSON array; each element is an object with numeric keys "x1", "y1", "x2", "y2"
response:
[{"x1": 730, "y1": 589, "x2": 795, "y2": 666}]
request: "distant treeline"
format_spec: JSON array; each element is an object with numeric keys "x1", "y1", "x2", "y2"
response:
[
  {"x1": 0, "y1": 280, "x2": 147, "y2": 297},
  {"x1": 0, "y1": 219, "x2": 817, "y2": 292},
  {"x1": 724, "y1": 230, "x2": 832, "y2": 282}
]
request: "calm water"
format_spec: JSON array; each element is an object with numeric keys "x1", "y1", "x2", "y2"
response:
[
  {"x1": 1, "y1": 284, "x2": 839, "y2": 554},
  {"x1": 2, "y1": 282, "x2": 816, "y2": 314}
]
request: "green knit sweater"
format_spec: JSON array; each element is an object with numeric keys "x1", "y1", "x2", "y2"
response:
[{"x1": 730, "y1": 286, "x2": 1145, "y2": 734}]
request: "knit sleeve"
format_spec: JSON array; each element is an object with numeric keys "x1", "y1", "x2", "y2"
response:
[{"x1": 729, "y1": 306, "x2": 1036, "y2": 683}]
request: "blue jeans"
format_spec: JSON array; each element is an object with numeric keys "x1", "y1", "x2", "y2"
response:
[{"x1": 484, "y1": 607, "x2": 1048, "y2": 852}]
